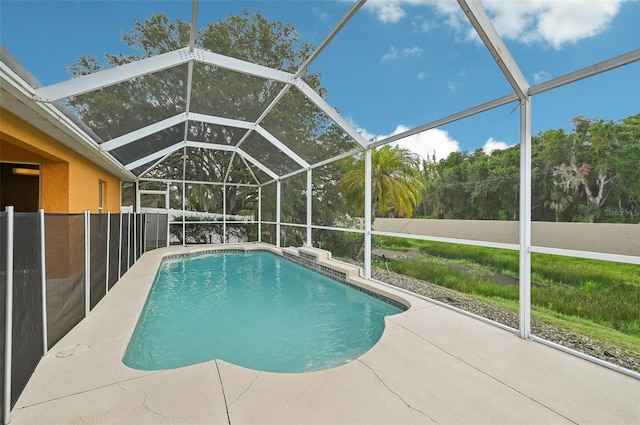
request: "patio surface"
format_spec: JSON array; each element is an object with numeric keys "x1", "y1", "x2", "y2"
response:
[{"x1": 9, "y1": 244, "x2": 640, "y2": 425}]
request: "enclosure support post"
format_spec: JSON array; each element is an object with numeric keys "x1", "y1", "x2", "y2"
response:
[
  {"x1": 364, "y1": 149, "x2": 372, "y2": 279},
  {"x1": 84, "y1": 210, "x2": 90, "y2": 317},
  {"x1": 276, "y1": 180, "x2": 281, "y2": 248},
  {"x1": 40, "y1": 209, "x2": 48, "y2": 354},
  {"x1": 133, "y1": 212, "x2": 137, "y2": 264},
  {"x1": 223, "y1": 183, "x2": 227, "y2": 244},
  {"x1": 257, "y1": 187, "x2": 262, "y2": 243},
  {"x1": 155, "y1": 212, "x2": 160, "y2": 250},
  {"x1": 306, "y1": 169, "x2": 312, "y2": 247},
  {"x1": 141, "y1": 212, "x2": 145, "y2": 254},
  {"x1": 4, "y1": 207, "x2": 14, "y2": 425},
  {"x1": 106, "y1": 211, "x2": 111, "y2": 293},
  {"x1": 518, "y1": 96, "x2": 532, "y2": 339},
  {"x1": 135, "y1": 180, "x2": 140, "y2": 213},
  {"x1": 165, "y1": 186, "x2": 170, "y2": 216},
  {"x1": 165, "y1": 212, "x2": 170, "y2": 248},
  {"x1": 118, "y1": 212, "x2": 123, "y2": 279},
  {"x1": 126, "y1": 212, "x2": 131, "y2": 271},
  {"x1": 182, "y1": 150, "x2": 187, "y2": 246},
  {"x1": 140, "y1": 214, "x2": 143, "y2": 256}
]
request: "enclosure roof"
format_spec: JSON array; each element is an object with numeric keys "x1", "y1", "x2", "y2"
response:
[{"x1": 1, "y1": 0, "x2": 638, "y2": 185}]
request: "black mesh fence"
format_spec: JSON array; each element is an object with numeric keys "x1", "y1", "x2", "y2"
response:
[
  {"x1": 90, "y1": 215, "x2": 108, "y2": 310},
  {"x1": 261, "y1": 224, "x2": 277, "y2": 245},
  {"x1": 11, "y1": 213, "x2": 43, "y2": 409},
  {"x1": 128, "y1": 214, "x2": 135, "y2": 268},
  {"x1": 1, "y1": 209, "x2": 148, "y2": 421},
  {"x1": 108, "y1": 213, "x2": 120, "y2": 289},
  {"x1": 120, "y1": 214, "x2": 129, "y2": 278},
  {"x1": 145, "y1": 213, "x2": 158, "y2": 251},
  {"x1": 157, "y1": 214, "x2": 168, "y2": 247},
  {"x1": 45, "y1": 214, "x2": 85, "y2": 349},
  {"x1": 135, "y1": 214, "x2": 143, "y2": 260},
  {"x1": 144, "y1": 213, "x2": 168, "y2": 251}
]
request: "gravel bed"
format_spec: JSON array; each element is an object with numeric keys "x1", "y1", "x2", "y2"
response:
[{"x1": 341, "y1": 259, "x2": 640, "y2": 374}]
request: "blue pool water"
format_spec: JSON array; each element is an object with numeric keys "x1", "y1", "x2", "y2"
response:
[{"x1": 123, "y1": 251, "x2": 404, "y2": 373}]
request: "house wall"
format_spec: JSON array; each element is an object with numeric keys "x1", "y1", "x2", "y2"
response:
[{"x1": 0, "y1": 108, "x2": 121, "y2": 213}]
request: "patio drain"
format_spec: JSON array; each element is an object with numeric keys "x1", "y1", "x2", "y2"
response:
[{"x1": 56, "y1": 343, "x2": 91, "y2": 358}]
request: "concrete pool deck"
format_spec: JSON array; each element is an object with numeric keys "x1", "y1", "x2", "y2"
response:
[{"x1": 9, "y1": 244, "x2": 640, "y2": 424}]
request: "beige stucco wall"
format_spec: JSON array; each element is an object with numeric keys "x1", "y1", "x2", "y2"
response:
[
  {"x1": 371, "y1": 218, "x2": 640, "y2": 257},
  {"x1": 1, "y1": 108, "x2": 121, "y2": 213}
]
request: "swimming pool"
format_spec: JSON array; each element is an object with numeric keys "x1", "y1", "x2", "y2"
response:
[{"x1": 123, "y1": 250, "x2": 404, "y2": 373}]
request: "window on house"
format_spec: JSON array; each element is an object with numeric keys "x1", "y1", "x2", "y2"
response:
[{"x1": 99, "y1": 179, "x2": 105, "y2": 213}]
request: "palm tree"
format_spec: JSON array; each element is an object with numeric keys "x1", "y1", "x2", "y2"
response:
[{"x1": 340, "y1": 145, "x2": 424, "y2": 219}]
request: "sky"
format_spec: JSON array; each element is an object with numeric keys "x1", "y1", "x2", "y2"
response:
[{"x1": 1, "y1": 0, "x2": 639, "y2": 163}]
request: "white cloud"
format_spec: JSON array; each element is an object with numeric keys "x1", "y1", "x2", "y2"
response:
[
  {"x1": 482, "y1": 137, "x2": 513, "y2": 154},
  {"x1": 402, "y1": 46, "x2": 424, "y2": 57},
  {"x1": 364, "y1": 0, "x2": 624, "y2": 49},
  {"x1": 364, "y1": 1, "x2": 406, "y2": 23},
  {"x1": 381, "y1": 45, "x2": 424, "y2": 62},
  {"x1": 391, "y1": 126, "x2": 460, "y2": 162},
  {"x1": 350, "y1": 121, "x2": 516, "y2": 162},
  {"x1": 351, "y1": 120, "x2": 460, "y2": 163},
  {"x1": 419, "y1": 20, "x2": 433, "y2": 33},
  {"x1": 533, "y1": 70, "x2": 551, "y2": 84},
  {"x1": 429, "y1": 0, "x2": 467, "y2": 32},
  {"x1": 311, "y1": 7, "x2": 331, "y2": 21},
  {"x1": 417, "y1": 71, "x2": 428, "y2": 80},
  {"x1": 381, "y1": 46, "x2": 399, "y2": 62},
  {"x1": 447, "y1": 80, "x2": 461, "y2": 92},
  {"x1": 354, "y1": 124, "x2": 377, "y2": 143},
  {"x1": 482, "y1": 0, "x2": 623, "y2": 49}
]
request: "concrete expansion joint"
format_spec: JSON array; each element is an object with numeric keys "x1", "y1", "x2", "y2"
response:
[
  {"x1": 356, "y1": 358, "x2": 438, "y2": 423},
  {"x1": 215, "y1": 360, "x2": 232, "y2": 425},
  {"x1": 412, "y1": 304, "x2": 440, "y2": 312}
]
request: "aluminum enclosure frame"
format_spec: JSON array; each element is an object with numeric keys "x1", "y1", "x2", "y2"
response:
[{"x1": 1, "y1": 0, "x2": 639, "y2": 380}]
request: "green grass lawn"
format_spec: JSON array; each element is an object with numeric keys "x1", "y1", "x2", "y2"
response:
[{"x1": 373, "y1": 235, "x2": 640, "y2": 353}]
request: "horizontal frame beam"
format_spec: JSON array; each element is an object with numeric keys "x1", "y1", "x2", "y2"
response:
[
  {"x1": 138, "y1": 176, "x2": 259, "y2": 188},
  {"x1": 102, "y1": 112, "x2": 255, "y2": 152},
  {"x1": 101, "y1": 114, "x2": 187, "y2": 151},
  {"x1": 188, "y1": 112, "x2": 255, "y2": 129},
  {"x1": 530, "y1": 246, "x2": 640, "y2": 265},
  {"x1": 195, "y1": 49, "x2": 294, "y2": 84},
  {"x1": 370, "y1": 93, "x2": 518, "y2": 149},
  {"x1": 35, "y1": 48, "x2": 192, "y2": 101},
  {"x1": 371, "y1": 230, "x2": 520, "y2": 251},
  {"x1": 124, "y1": 142, "x2": 184, "y2": 171},
  {"x1": 530, "y1": 49, "x2": 640, "y2": 96},
  {"x1": 185, "y1": 141, "x2": 237, "y2": 151}
]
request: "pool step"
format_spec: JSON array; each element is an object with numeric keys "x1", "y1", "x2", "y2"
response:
[
  {"x1": 281, "y1": 247, "x2": 361, "y2": 283},
  {"x1": 282, "y1": 246, "x2": 409, "y2": 311}
]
